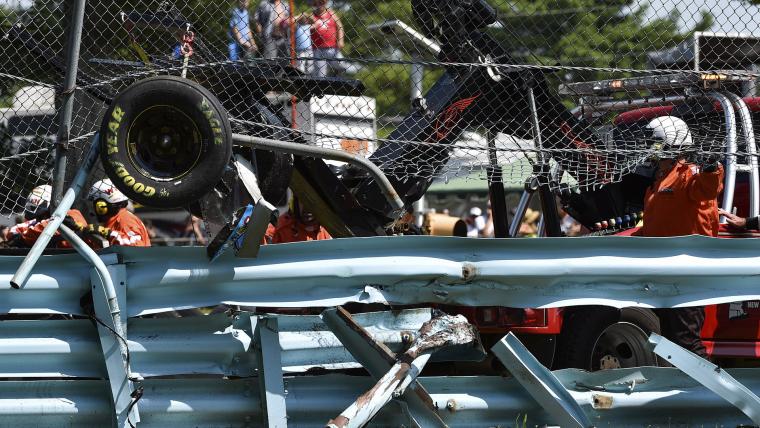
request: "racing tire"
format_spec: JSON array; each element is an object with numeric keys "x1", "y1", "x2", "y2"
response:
[
  {"x1": 554, "y1": 306, "x2": 660, "y2": 370},
  {"x1": 100, "y1": 76, "x2": 232, "y2": 208}
]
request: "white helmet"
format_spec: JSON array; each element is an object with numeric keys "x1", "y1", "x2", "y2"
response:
[
  {"x1": 88, "y1": 179, "x2": 128, "y2": 204},
  {"x1": 24, "y1": 184, "x2": 51, "y2": 219},
  {"x1": 646, "y1": 116, "x2": 693, "y2": 149}
]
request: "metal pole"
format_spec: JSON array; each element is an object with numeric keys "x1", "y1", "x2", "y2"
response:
[
  {"x1": 709, "y1": 92, "x2": 736, "y2": 222},
  {"x1": 509, "y1": 190, "x2": 532, "y2": 237},
  {"x1": 486, "y1": 129, "x2": 508, "y2": 237},
  {"x1": 58, "y1": 224, "x2": 137, "y2": 426},
  {"x1": 59, "y1": 225, "x2": 128, "y2": 366},
  {"x1": 526, "y1": 81, "x2": 562, "y2": 237},
  {"x1": 52, "y1": 0, "x2": 87, "y2": 206},
  {"x1": 413, "y1": 198, "x2": 425, "y2": 227},
  {"x1": 723, "y1": 92, "x2": 759, "y2": 217},
  {"x1": 410, "y1": 56, "x2": 423, "y2": 101},
  {"x1": 232, "y1": 133, "x2": 405, "y2": 215},
  {"x1": 11, "y1": 134, "x2": 100, "y2": 289}
]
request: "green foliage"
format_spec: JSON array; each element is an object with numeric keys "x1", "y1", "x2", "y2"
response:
[
  {"x1": 339, "y1": 0, "x2": 712, "y2": 116},
  {"x1": 2, "y1": 0, "x2": 713, "y2": 116},
  {"x1": 489, "y1": 0, "x2": 712, "y2": 81}
]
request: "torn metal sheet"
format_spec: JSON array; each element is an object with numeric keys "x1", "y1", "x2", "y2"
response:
[
  {"x1": 322, "y1": 307, "x2": 448, "y2": 428},
  {"x1": 492, "y1": 333, "x2": 591, "y2": 428},
  {"x1": 650, "y1": 333, "x2": 760, "y2": 424},
  {"x1": 327, "y1": 314, "x2": 478, "y2": 427},
  {"x1": 0, "y1": 370, "x2": 758, "y2": 426}
]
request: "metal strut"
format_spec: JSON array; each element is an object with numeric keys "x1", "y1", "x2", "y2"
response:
[
  {"x1": 11, "y1": 133, "x2": 101, "y2": 289},
  {"x1": 232, "y1": 134, "x2": 405, "y2": 217}
]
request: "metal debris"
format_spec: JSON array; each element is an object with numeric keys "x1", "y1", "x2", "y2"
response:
[{"x1": 326, "y1": 314, "x2": 478, "y2": 428}]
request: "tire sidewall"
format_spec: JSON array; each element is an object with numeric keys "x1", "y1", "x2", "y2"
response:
[
  {"x1": 554, "y1": 306, "x2": 660, "y2": 370},
  {"x1": 100, "y1": 76, "x2": 232, "y2": 208}
]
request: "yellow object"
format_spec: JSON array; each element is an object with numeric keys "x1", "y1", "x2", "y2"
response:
[{"x1": 94, "y1": 200, "x2": 109, "y2": 216}]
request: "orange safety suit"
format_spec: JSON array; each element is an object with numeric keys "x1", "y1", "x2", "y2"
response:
[
  {"x1": 271, "y1": 212, "x2": 331, "y2": 243},
  {"x1": 263, "y1": 223, "x2": 276, "y2": 244},
  {"x1": 640, "y1": 160, "x2": 724, "y2": 237},
  {"x1": 638, "y1": 159, "x2": 723, "y2": 360},
  {"x1": 2, "y1": 209, "x2": 88, "y2": 248},
  {"x1": 102, "y1": 208, "x2": 151, "y2": 247}
]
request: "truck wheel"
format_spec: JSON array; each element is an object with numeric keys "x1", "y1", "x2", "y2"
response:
[
  {"x1": 554, "y1": 307, "x2": 660, "y2": 370},
  {"x1": 100, "y1": 76, "x2": 232, "y2": 208}
]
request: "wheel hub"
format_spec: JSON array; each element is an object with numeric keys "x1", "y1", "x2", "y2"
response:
[
  {"x1": 591, "y1": 322, "x2": 654, "y2": 371},
  {"x1": 599, "y1": 354, "x2": 621, "y2": 370},
  {"x1": 126, "y1": 105, "x2": 202, "y2": 182}
]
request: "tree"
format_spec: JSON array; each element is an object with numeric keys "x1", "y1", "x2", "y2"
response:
[{"x1": 339, "y1": 0, "x2": 712, "y2": 116}]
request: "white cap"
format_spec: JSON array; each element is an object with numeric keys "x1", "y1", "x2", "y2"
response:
[
  {"x1": 25, "y1": 185, "x2": 51, "y2": 212},
  {"x1": 469, "y1": 207, "x2": 482, "y2": 217},
  {"x1": 88, "y1": 179, "x2": 128, "y2": 204},
  {"x1": 646, "y1": 116, "x2": 693, "y2": 148}
]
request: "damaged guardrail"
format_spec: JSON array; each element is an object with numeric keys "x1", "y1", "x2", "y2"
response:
[
  {"x1": 4, "y1": 235, "x2": 760, "y2": 315},
  {"x1": 3, "y1": 236, "x2": 760, "y2": 426}
]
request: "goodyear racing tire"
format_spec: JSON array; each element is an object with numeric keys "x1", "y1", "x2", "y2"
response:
[{"x1": 100, "y1": 76, "x2": 232, "y2": 208}]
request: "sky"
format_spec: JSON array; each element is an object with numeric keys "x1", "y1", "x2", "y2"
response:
[{"x1": 644, "y1": 0, "x2": 760, "y2": 35}]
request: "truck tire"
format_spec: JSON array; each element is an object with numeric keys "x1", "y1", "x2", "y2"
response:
[
  {"x1": 554, "y1": 306, "x2": 660, "y2": 370},
  {"x1": 100, "y1": 76, "x2": 232, "y2": 208}
]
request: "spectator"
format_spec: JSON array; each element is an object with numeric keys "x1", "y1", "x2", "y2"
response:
[
  {"x1": 229, "y1": 0, "x2": 258, "y2": 61},
  {"x1": 518, "y1": 208, "x2": 540, "y2": 237},
  {"x1": 272, "y1": 196, "x2": 331, "y2": 243},
  {"x1": 482, "y1": 206, "x2": 494, "y2": 238},
  {"x1": 297, "y1": 0, "x2": 344, "y2": 77},
  {"x1": 295, "y1": 20, "x2": 313, "y2": 73},
  {"x1": 3, "y1": 185, "x2": 88, "y2": 249},
  {"x1": 77, "y1": 179, "x2": 151, "y2": 247},
  {"x1": 636, "y1": 116, "x2": 723, "y2": 359},
  {"x1": 464, "y1": 206, "x2": 485, "y2": 237},
  {"x1": 255, "y1": 0, "x2": 290, "y2": 60},
  {"x1": 559, "y1": 207, "x2": 583, "y2": 236},
  {"x1": 183, "y1": 215, "x2": 208, "y2": 246}
]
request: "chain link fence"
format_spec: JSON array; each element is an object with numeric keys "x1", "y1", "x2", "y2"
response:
[{"x1": 2, "y1": 0, "x2": 760, "y2": 224}]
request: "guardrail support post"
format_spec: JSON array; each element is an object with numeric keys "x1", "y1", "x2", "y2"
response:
[
  {"x1": 89, "y1": 260, "x2": 139, "y2": 427},
  {"x1": 492, "y1": 332, "x2": 591, "y2": 428},
  {"x1": 649, "y1": 333, "x2": 760, "y2": 425},
  {"x1": 252, "y1": 315, "x2": 288, "y2": 427}
]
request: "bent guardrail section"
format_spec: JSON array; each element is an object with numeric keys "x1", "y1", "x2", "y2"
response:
[{"x1": 1, "y1": 235, "x2": 760, "y2": 426}]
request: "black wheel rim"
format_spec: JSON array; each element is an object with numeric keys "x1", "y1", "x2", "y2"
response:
[
  {"x1": 126, "y1": 105, "x2": 203, "y2": 181},
  {"x1": 590, "y1": 322, "x2": 654, "y2": 370}
]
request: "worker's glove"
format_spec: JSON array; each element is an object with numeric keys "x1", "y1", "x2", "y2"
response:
[
  {"x1": 62, "y1": 216, "x2": 85, "y2": 233},
  {"x1": 84, "y1": 224, "x2": 112, "y2": 239},
  {"x1": 700, "y1": 153, "x2": 721, "y2": 173}
]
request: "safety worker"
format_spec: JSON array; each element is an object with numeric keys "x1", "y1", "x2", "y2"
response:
[
  {"x1": 2, "y1": 184, "x2": 88, "y2": 248},
  {"x1": 271, "y1": 196, "x2": 330, "y2": 243},
  {"x1": 719, "y1": 209, "x2": 760, "y2": 231},
  {"x1": 75, "y1": 179, "x2": 151, "y2": 247},
  {"x1": 637, "y1": 116, "x2": 723, "y2": 359}
]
